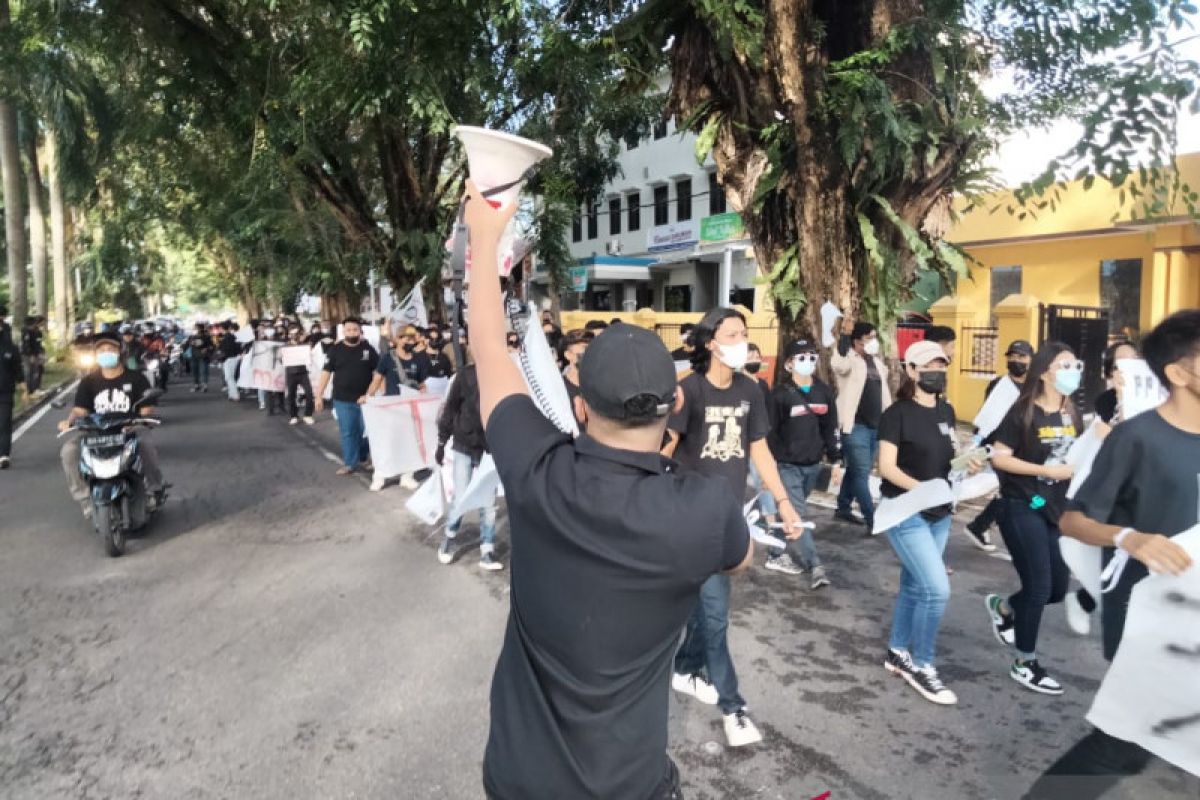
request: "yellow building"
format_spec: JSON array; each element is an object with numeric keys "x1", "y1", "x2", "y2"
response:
[{"x1": 933, "y1": 152, "x2": 1200, "y2": 419}]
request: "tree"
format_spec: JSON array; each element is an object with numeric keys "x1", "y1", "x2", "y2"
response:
[
  {"x1": 0, "y1": 0, "x2": 26, "y2": 330},
  {"x1": 22, "y1": 117, "x2": 48, "y2": 316}
]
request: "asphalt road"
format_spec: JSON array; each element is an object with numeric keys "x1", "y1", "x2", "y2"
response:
[{"x1": 1, "y1": 376, "x2": 1196, "y2": 800}]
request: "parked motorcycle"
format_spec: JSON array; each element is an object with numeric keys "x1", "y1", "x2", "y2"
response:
[{"x1": 58, "y1": 389, "x2": 167, "y2": 557}]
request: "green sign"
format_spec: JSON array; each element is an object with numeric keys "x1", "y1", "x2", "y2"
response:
[
  {"x1": 700, "y1": 212, "x2": 746, "y2": 242},
  {"x1": 569, "y1": 266, "x2": 590, "y2": 292}
]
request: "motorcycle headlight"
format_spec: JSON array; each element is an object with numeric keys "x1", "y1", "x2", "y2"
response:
[
  {"x1": 78, "y1": 352, "x2": 95, "y2": 369},
  {"x1": 82, "y1": 449, "x2": 122, "y2": 479}
]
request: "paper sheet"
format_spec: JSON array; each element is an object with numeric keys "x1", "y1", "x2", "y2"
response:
[
  {"x1": 820, "y1": 302, "x2": 843, "y2": 348},
  {"x1": 871, "y1": 479, "x2": 955, "y2": 535},
  {"x1": 424, "y1": 376, "x2": 451, "y2": 396},
  {"x1": 1117, "y1": 358, "x2": 1169, "y2": 420},
  {"x1": 954, "y1": 471, "x2": 999, "y2": 503},
  {"x1": 1087, "y1": 525, "x2": 1200, "y2": 777},
  {"x1": 973, "y1": 375, "x2": 1021, "y2": 439},
  {"x1": 280, "y1": 345, "x2": 312, "y2": 368},
  {"x1": 517, "y1": 309, "x2": 579, "y2": 436},
  {"x1": 405, "y1": 470, "x2": 446, "y2": 524},
  {"x1": 1066, "y1": 421, "x2": 1106, "y2": 500},
  {"x1": 1059, "y1": 537, "x2": 1103, "y2": 602},
  {"x1": 674, "y1": 360, "x2": 692, "y2": 375},
  {"x1": 452, "y1": 453, "x2": 501, "y2": 516},
  {"x1": 362, "y1": 394, "x2": 442, "y2": 479}
]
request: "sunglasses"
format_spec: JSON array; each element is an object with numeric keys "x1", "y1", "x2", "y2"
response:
[
  {"x1": 1054, "y1": 360, "x2": 1085, "y2": 372},
  {"x1": 792, "y1": 354, "x2": 819, "y2": 363}
]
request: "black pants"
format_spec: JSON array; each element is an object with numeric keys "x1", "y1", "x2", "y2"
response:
[
  {"x1": 286, "y1": 368, "x2": 314, "y2": 417},
  {"x1": 24, "y1": 355, "x2": 43, "y2": 393},
  {"x1": 486, "y1": 758, "x2": 683, "y2": 800},
  {"x1": 970, "y1": 496, "x2": 1000, "y2": 532},
  {"x1": 1023, "y1": 728, "x2": 1153, "y2": 799},
  {"x1": 997, "y1": 498, "x2": 1070, "y2": 655},
  {"x1": 0, "y1": 393, "x2": 13, "y2": 458}
]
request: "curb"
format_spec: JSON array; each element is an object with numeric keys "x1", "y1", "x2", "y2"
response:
[{"x1": 13, "y1": 376, "x2": 75, "y2": 427}]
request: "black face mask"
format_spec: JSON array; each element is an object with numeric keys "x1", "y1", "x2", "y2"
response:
[
  {"x1": 744, "y1": 362, "x2": 762, "y2": 374},
  {"x1": 1007, "y1": 360, "x2": 1028, "y2": 378},
  {"x1": 344, "y1": 336, "x2": 361, "y2": 345},
  {"x1": 402, "y1": 343, "x2": 416, "y2": 353},
  {"x1": 917, "y1": 370, "x2": 947, "y2": 395}
]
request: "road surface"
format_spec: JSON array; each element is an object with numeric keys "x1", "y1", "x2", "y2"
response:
[{"x1": 1, "y1": 378, "x2": 1195, "y2": 799}]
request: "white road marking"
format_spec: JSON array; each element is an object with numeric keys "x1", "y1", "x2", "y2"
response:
[{"x1": 13, "y1": 380, "x2": 80, "y2": 443}]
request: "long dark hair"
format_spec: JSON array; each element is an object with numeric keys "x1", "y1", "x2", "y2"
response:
[
  {"x1": 690, "y1": 307, "x2": 746, "y2": 374},
  {"x1": 1012, "y1": 341, "x2": 1082, "y2": 441}
]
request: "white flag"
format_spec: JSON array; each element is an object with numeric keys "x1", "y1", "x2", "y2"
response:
[
  {"x1": 389, "y1": 278, "x2": 429, "y2": 330},
  {"x1": 361, "y1": 394, "x2": 442, "y2": 480}
]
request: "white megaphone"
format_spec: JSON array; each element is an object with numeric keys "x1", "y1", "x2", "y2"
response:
[{"x1": 449, "y1": 126, "x2": 553, "y2": 280}]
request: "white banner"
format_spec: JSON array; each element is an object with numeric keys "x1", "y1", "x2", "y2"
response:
[
  {"x1": 389, "y1": 278, "x2": 429, "y2": 330},
  {"x1": 281, "y1": 345, "x2": 313, "y2": 368},
  {"x1": 871, "y1": 479, "x2": 955, "y2": 535},
  {"x1": 973, "y1": 375, "x2": 1021, "y2": 439},
  {"x1": 647, "y1": 219, "x2": 699, "y2": 252},
  {"x1": 425, "y1": 376, "x2": 451, "y2": 396},
  {"x1": 1088, "y1": 525, "x2": 1200, "y2": 777},
  {"x1": 405, "y1": 469, "x2": 446, "y2": 524},
  {"x1": 452, "y1": 453, "x2": 501, "y2": 517},
  {"x1": 361, "y1": 394, "x2": 443, "y2": 480},
  {"x1": 820, "y1": 302, "x2": 843, "y2": 348},
  {"x1": 1117, "y1": 358, "x2": 1169, "y2": 420},
  {"x1": 517, "y1": 308, "x2": 579, "y2": 436},
  {"x1": 236, "y1": 341, "x2": 285, "y2": 392}
]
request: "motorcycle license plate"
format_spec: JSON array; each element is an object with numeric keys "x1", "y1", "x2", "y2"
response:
[{"x1": 84, "y1": 434, "x2": 125, "y2": 448}]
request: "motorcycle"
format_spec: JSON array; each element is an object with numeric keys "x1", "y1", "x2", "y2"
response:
[
  {"x1": 142, "y1": 352, "x2": 164, "y2": 391},
  {"x1": 58, "y1": 389, "x2": 167, "y2": 557}
]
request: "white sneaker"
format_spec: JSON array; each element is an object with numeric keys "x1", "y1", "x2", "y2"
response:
[
  {"x1": 289, "y1": 417, "x2": 299, "y2": 426},
  {"x1": 303, "y1": 416, "x2": 315, "y2": 425},
  {"x1": 399, "y1": 473, "x2": 420, "y2": 490},
  {"x1": 671, "y1": 672, "x2": 719, "y2": 705},
  {"x1": 723, "y1": 709, "x2": 763, "y2": 747},
  {"x1": 764, "y1": 553, "x2": 803, "y2": 575},
  {"x1": 369, "y1": 476, "x2": 386, "y2": 492},
  {"x1": 1064, "y1": 592, "x2": 1091, "y2": 636}
]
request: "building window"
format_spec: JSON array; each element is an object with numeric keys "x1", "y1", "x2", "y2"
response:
[
  {"x1": 1100, "y1": 258, "x2": 1143, "y2": 337},
  {"x1": 627, "y1": 191, "x2": 641, "y2": 232},
  {"x1": 608, "y1": 197, "x2": 621, "y2": 236},
  {"x1": 676, "y1": 178, "x2": 692, "y2": 221},
  {"x1": 653, "y1": 185, "x2": 669, "y2": 226},
  {"x1": 571, "y1": 210, "x2": 582, "y2": 243},
  {"x1": 653, "y1": 119, "x2": 668, "y2": 139},
  {"x1": 990, "y1": 265, "x2": 1022, "y2": 321},
  {"x1": 587, "y1": 201, "x2": 598, "y2": 240},
  {"x1": 708, "y1": 173, "x2": 726, "y2": 215}
]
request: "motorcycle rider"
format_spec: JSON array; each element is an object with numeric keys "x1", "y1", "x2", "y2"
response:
[
  {"x1": 57, "y1": 331, "x2": 165, "y2": 517},
  {"x1": 120, "y1": 324, "x2": 146, "y2": 372}
]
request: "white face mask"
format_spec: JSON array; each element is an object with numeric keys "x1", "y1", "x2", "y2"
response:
[
  {"x1": 863, "y1": 339, "x2": 880, "y2": 357},
  {"x1": 716, "y1": 341, "x2": 749, "y2": 371},
  {"x1": 791, "y1": 357, "x2": 817, "y2": 377}
]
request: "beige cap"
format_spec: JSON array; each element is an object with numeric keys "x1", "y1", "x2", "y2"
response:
[{"x1": 906, "y1": 339, "x2": 951, "y2": 366}]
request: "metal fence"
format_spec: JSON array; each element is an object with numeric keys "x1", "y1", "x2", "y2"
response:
[
  {"x1": 961, "y1": 325, "x2": 999, "y2": 376},
  {"x1": 654, "y1": 322, "x2": 780, "y2": 354}
]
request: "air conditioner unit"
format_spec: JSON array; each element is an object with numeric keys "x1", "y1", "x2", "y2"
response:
[{"x1": 605, "y1": 239, "x2": 622, "y2": 255}]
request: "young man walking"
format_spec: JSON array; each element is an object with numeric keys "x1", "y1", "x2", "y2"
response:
[
  {"x1": 831, "y1": 321, "x2": 892, "y2": 530},
  {"x1": 315, "y1": 318, "x2": 378, "y2": 475},
  {"x1": 0, "y1": 308, "x2": 26, "y2": 470},
  {"x1": 462, "y1": 181, "x2": 751, "y2": 800}
]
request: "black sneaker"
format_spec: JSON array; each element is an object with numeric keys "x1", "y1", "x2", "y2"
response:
[
  {"x1": 1010, "y1": 659, "x2": 1064, "y2": 695},
  {"x1": 884, "y1": 648, "x2": 915, "y2": 677},
  {"x1": 963, "y1": 522, "x2": 997, "y2": 552},
  {"x1": 985, "y1": 594, "x2": 1016, "y2": 647},
  {"x1": 901, "y1": 665, "x2": 958, "y2": 705},
  {"x1": 833, "y1": 511, "x2": 866, "y2": 527}
]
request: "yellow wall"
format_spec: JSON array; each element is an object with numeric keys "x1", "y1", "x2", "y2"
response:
[{"x1": 559, "y1": 306, "x2": 782, "y2": 356}]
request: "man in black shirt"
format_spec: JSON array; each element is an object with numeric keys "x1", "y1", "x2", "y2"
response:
[
  {"x1": 669, "y1": 323, "x2": 697, "y2": 362},
  {"x1": 1025, "y1": 310, "x2": 1197, "y2": 799},
  {"x1": 57, "y1": 332, "x2": 164, "y2": 514},
  {"x1": 315, "y1": 318, "x2": 379, "y2": 475},
  {"x1": 461, "y1": 181, "x2": 751, "y2": 800},
  {"x1": 20, "y1": 315, "x2": 45, "y2": 394},
  {"x1": 218, "y1": 322, "x2": 243, "y2": 401},
  {"x1": 0, "y1": 308, "x2": 27, "y2": 469},
  {"x1": 186, "y1": 323, "x2": 213, "y2": 392}
]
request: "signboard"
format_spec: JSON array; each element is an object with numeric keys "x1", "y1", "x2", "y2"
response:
[
  {"x1": 1117, "y1": 358, "x2": 1169, "y2": 419},
  {"x1": 569, "y1": 265, "x2": 590, "y2": 293},
  {"x1": 700, "y1": 212, "x2": 745, "y2": 242},
  {"x1": 647, "y1": 219, "x2": 699, "y2": 253}
]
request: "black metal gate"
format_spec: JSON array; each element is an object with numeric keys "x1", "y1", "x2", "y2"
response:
[{"x1": 1040, "y1": 304, "x2": 1110, "y2": 414}]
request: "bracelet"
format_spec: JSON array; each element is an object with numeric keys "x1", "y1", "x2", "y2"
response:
[
  {"x1": 775, "y1": 496, "x2": 792, "y2": 506},
  {"x1": 1113, "y1": 527, "x2": 1136, "y2": 551}
]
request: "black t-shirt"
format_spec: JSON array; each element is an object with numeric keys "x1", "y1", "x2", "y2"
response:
[
  {"x1": 668, "y1": 372, "x2": 769, "y2": 495},
  {"x1": 856, "y1": 357, "x2": 884, "y2": 428},
  {"x1": 322, "y1": 340, "x2": 379, "y2": 402},
  {"x1": 669, "y1": 346, "x2": 692, "y2": 362},
  {"x1": 1069, "y1": 410, "x2": 1200, "y2": 660},
  {"x1": 483, "y1": 395, "x2": 748, "y2": 800},
  {"x1": 74, "y1": 369, "x2": 151, "y2": 416},
  {"x1": 993, "y1": 404, "x2": 1078, "y2": 523},
  {"x1": 424, "y1": 348, "x2": 453, "y2": 378},
  {"x1": 1094, "y1": 388, "x2": 1119, "y2": 424},
  {"x1": 218, "y1": 333, "x2": 241, "y2": 359},
  {"x1": 767, "y1": 379, "x2": 841, "y2": 466},
  {"x1": 878, "y1": 399, "x2": 958, "y2": 520},
  {"x1": 390, "y1": 350, "x2": 431, "y2": 388},
  {"x1": 21, "y1": 327, "x2": 43, "y2": 356},
  {"x1": 187, "y1": 334, "x2": 212, "y2": 357}
]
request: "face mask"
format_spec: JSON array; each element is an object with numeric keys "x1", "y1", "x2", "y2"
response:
[
  {"x1": 863, "y1": 339, "x2": 880, "y2": 357},
  {"x1": 402, "y1": 343, "x2": 416, "y2": 353},
  {"x1": 799, "y1": 384, "x2": 813, "y2": 394},
  {"x1": 1007, "y1": 360, "x2": 1028, "y2": 378},
  {"x1": 716, "y1": 341, "x2": 749, "y2": 370},
  {"x1": 744, "y1": 362, "x2": 762, "y2": 374},
  {"x1": 344, "y1": 336, "x2": 361, "y2": 345},
  {"x1": 1054, "y1": 367, "x2": 1082, "y2": 396},
  {"x1": 917, "y1": 370, "x2": 947, "y2": 395},
  {"x1": 96, "y1": 352, "x2": 120, "y2": 369},
  {"x1": 791, "y1": 357, "x2": 817, "y2": 377},
  {"x1": 265, "y1": 328, "x2": 276, "y2": 338}
]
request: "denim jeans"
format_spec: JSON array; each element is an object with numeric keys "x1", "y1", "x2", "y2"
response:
[
  {"x1": 447, "y1": 450, "x2": 497, "y2": 552},
  {"x1": 674, "y1": 574, "x2": 745, "y2": 714},
  {"x1": 996, "y1": 498, "x2": 1069, "y2": 657},
  {"x1": 770, "y1": 462, "x2": 823, "y2": 569},
  {"x1": 1023, "y1": 728, "x2": 1153, "y2": 799},
  {"x1": 223, "y1": 358, "x2": 240, "y2": 400},
  {"x1": 748, "y1": 462, "x2": 777, "y2": 517},
  {"x1": 332, "y1": 400, "x2": 368, "y2": 468},
  {"x1": 190, "y1": 356, "x2": 209, "y2": 386},
  {"x1": 886, "y1": 512, "x2": 952, "y2": 667},
  {"x1": 837, "y1": 423, "x2": 878, "y2": 525}
]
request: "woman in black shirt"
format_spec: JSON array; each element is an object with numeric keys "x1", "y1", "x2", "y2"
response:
[
  {"x1": 985, "y1": 342, "x2": 1082, "y2": 696},
  {"x1": 878, "y1": 341, "x2": 973, "y2": 706},
  {"x1": 1093, "y1": 341, "x2": 1139, "y2": 425}
]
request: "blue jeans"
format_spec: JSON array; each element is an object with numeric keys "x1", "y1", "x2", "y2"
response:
[
  {"x1": 447, "y1": 450, "x2": 497, "y2": 552},
  {"x1": 332, "y1": 400, "x2": 368, "y2": 468},
  {"x1": 749, "y1": 462, "x2": 777, "y2": 517},
  {"x1": 190, "y1": 356, "x2": 209, "y2": 386},
  {"x1": 770, "y1": 463, "x2": 823, "y2": 569},
  {"x1": 674, "y1": 574, "x2": 745, "y2": 714},
  {"x1": 886, "y1": 512, "x2": 952, "y2": 667},
  {"x1": 837, "y1": 423, "x2": 878, "y2": 525}
]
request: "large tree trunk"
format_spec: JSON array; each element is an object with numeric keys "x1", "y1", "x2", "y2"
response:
[
  {"x1": 23, "y1": 129, "x2": 48, "y2": 317},
  {"x1": 0, "y1": 14, "x2": 26, "y2": 330},
  {"x1": 46, "y1": 130, "x2": 69, "y2": 344}
]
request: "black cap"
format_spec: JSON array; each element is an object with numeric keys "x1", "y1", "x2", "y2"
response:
[
  {"x1": 579, "y1": 325, "x2": 677, "y2": 420},
  {"x1": 1005, "y1": 340, "x2": 1034, "y2": 357},
  {"x1": 93, "y1": 331, "x2": 121, "y2": 347},
  {"x1": 784, "y1": 338, "x2": 819, "y2": 359}
]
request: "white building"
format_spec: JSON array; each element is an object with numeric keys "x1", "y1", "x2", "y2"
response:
[{"x1": 531, "y1": 118, "x2": 760, "y2": 313}]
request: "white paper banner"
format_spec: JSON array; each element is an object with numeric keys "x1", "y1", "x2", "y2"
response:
[
  {"x1": 405, "y1": 469, "x2": 446, "y2": 524},
  {"x1": 361, "y1": 394, "x2": 442, "y2": 480},
  {"x1": 955, "y1": 471, "x2": 1000, "y2": 503},
  {"x1": 820, "y1": 302, "x2": 843, "y2": 348},
  {"x1": 674, "y1": 360, "x2": 692, "y2": 375},
  {"x1": 1116, "y1": 358, "x2": 1169, "y2": 420},
  {"x1": 872, "y1": 479, "x2": 955, "y2": 535},
  {"x1": 335, "y1": 324, "x2": 381, "y2": 351},
  {"x1": 1087, "y1": 525, "x2": 1200, "y2": 777},
  {"x1": 235, "y1": 341, "x2": 285, "y2": 392},
  {"x1": 452, "y1": 453, "x2": 501, "y2": 517},
  {"x1": 973, "y1": 375, "x2": 1021, "y2": 439},
  {"x1": 281, "y1": 345, "x2": 312, "y2": 368},
  {"x1": 1060, "y1": 537, "x2": 1103, "y2": 602},
  {"x1": 517, "y1": 309, "x2": 579, "y2": 436},
  {"x1": 424, "y1": 376, "x2": 451, "y2": 396},
  {"x1": 1066, "y1": 421, "x2": 1106, "y2": 500}
]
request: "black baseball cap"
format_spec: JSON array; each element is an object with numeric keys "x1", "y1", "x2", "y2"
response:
[
  {"x1": 579, "y1": 325, "x2": 677, "y2": 420},
  {"x1": 93, "y1": 331, "x2": 121, "y2": 347},
  {"x1": 784, "y1": 338, "x2": 819, "y2": 359},
  {"x1": 1005, "y1": 340, "x2": 1034, "y2": 357}
]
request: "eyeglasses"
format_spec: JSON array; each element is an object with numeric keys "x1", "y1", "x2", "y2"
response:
[
  {"x1": 792, "y1": 354, "x2": 819, "y2": 363},
  {"x1": 1054, "y1": 360, "x2": 1085, "y2": 372}
]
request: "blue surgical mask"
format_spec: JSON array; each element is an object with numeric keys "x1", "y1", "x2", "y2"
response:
[
  {"x1": 1054, "y1": 368, "x2": 1082, "y2": 396},
  {"x1": 793, "y1": 358, "x2": 817, "y2": 377},
  {"x1": 96, "y1": 352, "x2": 120, "y2": 369}
]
